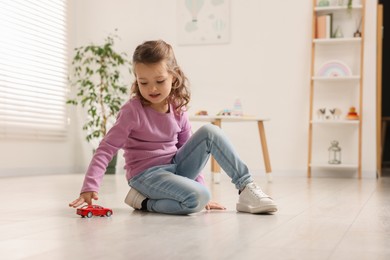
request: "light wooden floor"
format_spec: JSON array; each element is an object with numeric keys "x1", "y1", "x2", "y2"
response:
[{"x1": 1, "y1": 172, "x2": 390, "y2": 260}]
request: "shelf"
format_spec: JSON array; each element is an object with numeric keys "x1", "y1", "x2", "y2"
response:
[
  {"x1": 308, "y1": 0, "x2": 364, "y2": 178},
  {"x1": 312, "y1": 75, "x2": 360, "y2": 81},
  {"x1": 311, "y1": 120, "x2": 359, "y2": 125},
  {"x1": 314, "y1": 5, "x2": 362, "y2": 12},
  {"x1": 313, "y1": 38, "x2": 362, "y2": 44},
  {"x1": 310, "y1": 163, "x2": 358, "y2": 170}
]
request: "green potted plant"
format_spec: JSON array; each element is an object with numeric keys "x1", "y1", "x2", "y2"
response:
[
  {"x1": 67, "y1": 31, "x2": 132, "y2": 174},
  {"x1": 347, "y1": 0, "x2": 353, "y2": 9}
]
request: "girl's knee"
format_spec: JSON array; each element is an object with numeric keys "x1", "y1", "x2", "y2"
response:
[
  {"x1": 198, "y1": 124, "x2": 220, "y2": 139},
  {"x1": 184, "y1": 187, "x2": 210, "y2": 213}
]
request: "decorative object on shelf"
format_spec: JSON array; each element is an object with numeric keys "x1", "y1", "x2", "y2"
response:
[
  {"x1": 195, "y1": 110, "x2": 208, "y2": 116},
  {"x1": 337, "y1": 0, "x2": 345, "y2": 6},
  {"x1": 316, "y1": 13, "x2": 332, "y2": 39},
  {"x1": 317, "y1": 108, "x2": 327, "y2": 120},
  {"x1": 328, "y1": 140, "x2": 342, "y2": 164},
  {"x1": 329, "y1": 108, "x2": 342, "y2": 119},
  {"x1": 353, "y1": 17, "x2": 362, "y2": 38},
  {"x1": 317, "y1": 60, "x2": 352, "y2": 77},
  {"x1": 318, "y1": 0, "x2": 330, "y2": 6},
  {"x1": 316, "y1": 108, "x2": 342, "y2": 120},
  {"x1": 332, "y1": 26, "x2": 344, "y2": 38},
  {"x1": 353, "y1": 31, "x2": 361, "y2": 38},
  {"x1": 346, "y1": 106, "x2": 359, "y2": 120}
]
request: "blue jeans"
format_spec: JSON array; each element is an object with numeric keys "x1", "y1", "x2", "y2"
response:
[{"x1": 129, "y1": 124, "x2": 253, "y2": 215}]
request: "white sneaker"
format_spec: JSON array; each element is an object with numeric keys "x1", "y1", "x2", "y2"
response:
[
  {"x1": 236, "y1": 182, "x2": 277, "y2": 214},
  {"x1": 124, "y1": 188, "x2": 146, "y2": 210}
]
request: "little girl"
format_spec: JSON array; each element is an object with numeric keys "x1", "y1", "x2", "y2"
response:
[{"x1": 69, "y1": 40, "x2": 277, "y2": 215}]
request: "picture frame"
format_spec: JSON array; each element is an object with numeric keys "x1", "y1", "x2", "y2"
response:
[{"x1": 177, "y1": 0, "x2": 230, "y2": 45}]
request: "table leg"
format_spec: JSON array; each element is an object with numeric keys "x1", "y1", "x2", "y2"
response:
[{"x1": 257, "y1": 121, "x2": 272, "y2": 182}]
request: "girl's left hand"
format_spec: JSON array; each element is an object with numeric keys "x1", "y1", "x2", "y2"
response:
[{"x1": 205, "y1": 201, "x2": 226, "y2": 210}]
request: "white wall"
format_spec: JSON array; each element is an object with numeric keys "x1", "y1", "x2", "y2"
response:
[
  {"x1": 2, "y1": 0, "x2": 375, "y2": 177},
  {"x1": 361, "y1": 0, "x2": 377, "y2": 177},
  {"x1": 70, "y1": 0, "x2": 377, "y2": 177}
]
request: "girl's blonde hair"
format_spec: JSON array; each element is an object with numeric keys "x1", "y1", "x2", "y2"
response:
[{"x1": 131, "y1": 40, "x2": 190, "y2": 113}]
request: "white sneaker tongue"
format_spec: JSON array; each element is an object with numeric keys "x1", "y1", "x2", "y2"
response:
[
  {"x1": 252, "y1": 190, "x2": 267, "y2": 198},
  {"x1": 247, "y1": 183, "x2": 268, "y2": 198}
]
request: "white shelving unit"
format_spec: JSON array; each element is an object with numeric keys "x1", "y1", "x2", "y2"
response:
[
  {"x1": 311, "y1": 120, "x2": 360, "y2": 125},
  {"x1": 307, "y1": 0, "x2": 365, "y2": 178},
  {"x1": 309, "y1": 163, "x2": 358, "y2": 170},
  {"x1": 314, "y1": 4, "x2": 362, "y2": 12},
  {"x1": 313, "y1": 37, "x2": 361, "y2": 44},
  {"x1": 312, "y1": 75, "x2": 360, "y2": 81}
]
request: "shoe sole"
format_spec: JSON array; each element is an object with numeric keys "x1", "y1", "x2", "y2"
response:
[
  {"x1": 236, "y1": 203, "x2": 278, "y2": 214},
  {"x1": 124, "y1": 189, "x2": 144, "y2": 209}
]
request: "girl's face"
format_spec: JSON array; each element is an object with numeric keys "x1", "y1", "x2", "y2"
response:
[{"x1": 135, "y1": 61, "x2": 174, "y2": 113}]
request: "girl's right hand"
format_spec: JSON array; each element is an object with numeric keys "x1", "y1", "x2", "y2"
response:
[{"x1": 69, "y1": 191, "x2": 99, "y2": 208}]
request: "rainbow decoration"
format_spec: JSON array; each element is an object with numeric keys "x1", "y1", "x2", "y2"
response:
[{"x1": 317, "y1": 60, "x2": 352, "y2": 77}]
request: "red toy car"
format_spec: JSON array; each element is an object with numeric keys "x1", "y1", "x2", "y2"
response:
[{"x1": 77, "y1": 205, "x2": 113, "y2": 218}]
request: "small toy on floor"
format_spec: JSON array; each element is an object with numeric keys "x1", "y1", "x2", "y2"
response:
[{"x1": 76, "y1": 205, "x2": 113, "y2": 218}]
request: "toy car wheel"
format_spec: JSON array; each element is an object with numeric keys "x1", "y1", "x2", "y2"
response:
[
  {"x1": 86, "y1": 212, "x2": 93, "y2": 218},
  {"x1": 106, "y1": 211, "x2": 112, "y2": 217}
]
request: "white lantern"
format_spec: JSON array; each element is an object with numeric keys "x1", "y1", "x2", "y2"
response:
[{"x1": 328, "y1": 140, "x2": 341, "y2": 164}]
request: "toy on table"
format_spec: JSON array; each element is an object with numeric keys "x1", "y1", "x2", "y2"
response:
[
  {"x1": 346, "y1": 107, "x2": 359, "y2": 120},
  {"x1": 217, "y1": 108, "x2": 231, "y2": 116},
  {"x1": 216, "y1": 99, "x2": 244, "y2": 116},
  {"x1": 232, "y1": 98, "x2": 243, "y2": 116},
  {"x1": 76, "y1": 205, "x2": 113, "y2": 218},
  {"x1": 195, "y1": 110, "x2": 208, "y2": 116}
]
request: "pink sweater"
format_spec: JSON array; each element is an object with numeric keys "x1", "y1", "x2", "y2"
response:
[{"x1": 81, "y1": 98, "x2": 204, "y2": 193}]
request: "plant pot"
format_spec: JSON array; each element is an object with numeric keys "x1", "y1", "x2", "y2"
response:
[{"x1": 105, "y1": 154, "x2": 118, "y2": 174}]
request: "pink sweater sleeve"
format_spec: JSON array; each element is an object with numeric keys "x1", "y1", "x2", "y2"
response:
[
  {"x1": 80, "y1": 105, "x2": 136, "y2": 193},
  {"x1": 176, "y1": 111, "x2": 191, "y2": 149}
]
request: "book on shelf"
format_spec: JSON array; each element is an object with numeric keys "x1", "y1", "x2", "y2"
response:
[{"x1": 316, "y1": 13, "x2": 333, "y2": 39}]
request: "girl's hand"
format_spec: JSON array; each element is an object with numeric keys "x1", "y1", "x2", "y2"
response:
[
  {"x1": 69, "y1": 192, "x2": 99, "y2": 208},
  {"x1": 205, "y1": 201, "x2": 226, "y2": 211}
]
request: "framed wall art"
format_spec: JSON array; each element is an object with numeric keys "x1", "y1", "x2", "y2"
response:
[{"x1": 177, "y1": 0, "x2": 230, "y2": 45}]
